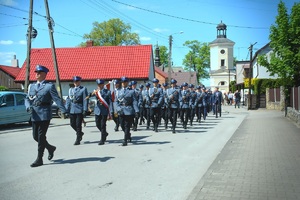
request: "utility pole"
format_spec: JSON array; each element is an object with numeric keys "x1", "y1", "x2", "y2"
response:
[
  {"x1": 44, "y1": 0, "x2": 63, "y2": 98},
  {"x1": 24, "y1": 0, "x2": 34, "y2": 93},
  {"x1": 248, "y1": 42, "x2": 257, "y2": 110},
  {"x1": 189, "y1": 54, "x2": 192, "y2": 84},
  {"x1": 168, "y1": 35, "x2": 172, "y2": 83}
]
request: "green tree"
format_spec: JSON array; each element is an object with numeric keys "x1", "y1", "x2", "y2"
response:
[
  {"x1": 258, "y1": 1, "x2": 300, "y2": 87},
  {"x1": 81, "y1": 18, "x2": 140, "y2": 46},
  {"x1": 182, "y1": 40, "x2": 210, "y2": 83},
  {"x1": 158, "y1": 45, "x2": 168, "y2": 67}
]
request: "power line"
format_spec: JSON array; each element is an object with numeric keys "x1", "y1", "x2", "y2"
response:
[
  {"x1": 111, "y1": 0, "x2": 269, "y2": 30},
  {"x1": 0, "y1": 3, "x2": 83, "y2": 38},
  {"x1": 82, "y1": 0, "x2": 168, "y2": 40}
]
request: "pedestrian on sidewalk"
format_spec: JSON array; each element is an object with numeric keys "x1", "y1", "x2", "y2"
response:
[
  {"x1": 234, "y1": 89, "x2": 241, "y2": 108},
  {"x1": 25, "y1": 65, "x2": 67, "y2": 167}
]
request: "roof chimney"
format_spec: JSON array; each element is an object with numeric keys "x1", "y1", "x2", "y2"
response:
[
  {"x1": 86, "y1": 40, "x2": 94, "y2": 47},
  {"x1": 11, "y1": 55, "x2": 19, "y2": 67}
]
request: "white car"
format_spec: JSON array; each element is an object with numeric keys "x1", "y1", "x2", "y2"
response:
[{"x1": 0, "y1": 91, "x2": 31, "y2": 125}]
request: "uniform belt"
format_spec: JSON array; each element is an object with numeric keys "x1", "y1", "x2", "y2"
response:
[
  {"x1": 120, "y1": 103, "x2": 132, "y2": 106},
  {"x1": 33, "y1": 102, "x2": 51, "y2": 106}
]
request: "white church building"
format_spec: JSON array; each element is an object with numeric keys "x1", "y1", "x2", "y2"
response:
[{"x1": 209, "y1": 21, "x2": 236, "y2": 93}]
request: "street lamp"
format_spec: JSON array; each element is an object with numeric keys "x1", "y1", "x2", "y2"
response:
[{"x1": 168, "y1": 31, "x2": 183, "y2": 83}]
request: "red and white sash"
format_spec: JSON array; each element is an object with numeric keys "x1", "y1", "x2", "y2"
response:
[{"x1": 95, "y1": 89, "x2": 111, "y2": 119}]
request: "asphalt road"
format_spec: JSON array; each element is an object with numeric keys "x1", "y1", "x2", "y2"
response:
[{"x1": 0, "y1": 106, "x2": 247, "y2": 200}]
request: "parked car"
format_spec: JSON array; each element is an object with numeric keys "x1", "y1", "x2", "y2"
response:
[
  {"x1": 51, "y1": 101, "x2": 67, "y2": 118},
  {"x1": 0, "y1": 91, "x2": 31, "y2": 125}
]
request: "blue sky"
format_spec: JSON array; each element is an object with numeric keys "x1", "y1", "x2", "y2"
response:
[{"x1": 0, "y1": 0, "x2": 296, "y2": 85}]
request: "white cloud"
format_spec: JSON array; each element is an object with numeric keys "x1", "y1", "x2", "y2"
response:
[
  {"x1": 0, "y1": 0, "x2": 18, "y2": 6},
  {"x1": 153, "y1": 28, "x2": 169, "y2": 33},
  {"x1": 19, "y1": 40, "x2": 27, "y2": 45},
  {"x1": 0, "y1": 52, "x2": 16, "y2": 65},
  {"x1": 0, "y1": 40, "x2": 14, "y2": 45},
  {"x1": 140, "y1": 37, "x2": 151, "y2": 41}
]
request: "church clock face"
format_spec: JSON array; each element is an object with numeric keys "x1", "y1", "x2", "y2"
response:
[{"x1": 220, "y1": 49, "x2": 225, "y2": 54}]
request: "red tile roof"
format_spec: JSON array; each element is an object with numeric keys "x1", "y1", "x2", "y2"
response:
[
  {"x1": 155, "y1": 66, "x2": 168, "y2": 78},
  {"x1": 0, "y1": 65, "x2": 21, "y2": 78},
  {"x1": 15, "y1": 45, "x2": 153, "y2": 82}
]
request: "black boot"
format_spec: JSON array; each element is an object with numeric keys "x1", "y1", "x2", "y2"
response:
[
  {"x1": 30, "y1": 153, "x2": 43, "y2": 167},
  {"x1": 155, "y1": 124, "x2": 158, "y2": 132},
  {"x1": 114, "y1": 126, "x2": 119, "y2": 131},
  {"x1": 74, "y1": 135, "x2": 81, "y2": 145},
  {"x1": 47, "y1": 145, "x2": 56, "y2": 160},
  {"x1": 122, "y1": 134, "x2": 128, "y2": 146}
]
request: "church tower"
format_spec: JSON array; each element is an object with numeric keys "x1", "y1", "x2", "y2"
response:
[{"x1": 209, "y1": 21, "x2": 235, "y2": 92}]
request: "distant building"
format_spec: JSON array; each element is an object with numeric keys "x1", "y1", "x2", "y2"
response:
[
  {"x1": 0, "y1": 56, "x2": 22, "y2": 90},
  {"x1": 15, "y1": 42, "x2": 155, "y2": 96},
  {"x1": 209, "y1": 21, "x2": 236, "y2": 92}
]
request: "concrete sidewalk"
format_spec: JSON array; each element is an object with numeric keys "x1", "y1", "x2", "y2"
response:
[{"x1": 187, "y1": 106, "x2": 300, "y2": 200}]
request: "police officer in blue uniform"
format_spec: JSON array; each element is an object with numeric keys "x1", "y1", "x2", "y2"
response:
[
  {"x1": 161, "y1": 82, "x2": 169, "y2": 129},
  {"x1": 138, "y1": 84, "x2": 145, "y2": 125},
  {"x1": 212, "y1": 86, "x2": 223, "y2": 118},
  {"x1": 112, "y1": 79, "x2": 121, "y2": 131},
  {"x1": 66, "y1": 76, "x2": 88, "y2": 145},
  {"x1": 148, "y1": 78, "x2": 163, "y2": 132},
  {"x1": 143, "y1": 82, "x2": 151, "y2": 129},
  {"x1": 89, "y1": 79, "x2": 113, "y2": 145},
  {"x1": 25, "y1": 65, "x2": 67, "y2": 167},
  {"x1": 131, "y1": 80, "x2": 141, "y2": 131},
  {"x1": 180, "y1": 82, "x2": 192, "y2": 129},
  {"x1": 189, "y1": 84, "x2": 197, "y2": 126},
  {"x1": 115, "y1": 76, "x2": 139, "y2": 146},
  {"x1": 166, "y1": 79, "x2": 181, "y2": 133}
]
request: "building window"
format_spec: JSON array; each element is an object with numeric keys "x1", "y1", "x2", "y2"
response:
[
  {"x1": 221, "y1": 59, "x2": 225, "y2": 67},
  {"x1": 220, "y1": 81, "x2": 225, "y2": 86}
]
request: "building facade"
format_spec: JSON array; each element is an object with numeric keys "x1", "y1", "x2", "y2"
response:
[{"x1": 209, "y1": 21, "x2": 236, "y2": 93}]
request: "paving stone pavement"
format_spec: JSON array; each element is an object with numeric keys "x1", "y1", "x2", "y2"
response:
[{"x1": 187, "y1": 107, "x2": 300, "y2": 200}]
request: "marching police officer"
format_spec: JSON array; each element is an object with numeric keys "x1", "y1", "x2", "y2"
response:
[
  {"x1": 131, "y1": 80, "x2": 141, "y2": 131},
  {"x1": 148, "y1": 78, "x2": 163, "y2": 132},
  {"x1": 66, "y1": 76, "x2": 88, "y2": 145},
  {"x1": 189, "y1": 84, "x2": 197, "y2": 126},
  {"x1": 180, "y1": 82, "x2": 192, "y2": 129},
  {"x1": 25, "y1": 65, "x2": 67, "y2": 167},
  {"x1": 115, "y1": 76, "x2": 139, "y2": 146},
  {"x1": 138, "y1": 84, "x2": 145, "y2": 125},
  {"x1": 161, "y1": 82, "x2": 169, "y2": 129},
  {"x1": 212, "y1": 86, "x2": 223, "y2": 118},
  {"x1": 166, "y1": 79, "x2": 181, "y2": 133},
  {"x1": 113, "y1": 79, "x2": 121, "y2": 131},
  {"x1": 143, "y1": 82, "x2": 151, "y2": 129},
  {"x1": 89, "y1": 79, "x2": 113, "y2": 145}
]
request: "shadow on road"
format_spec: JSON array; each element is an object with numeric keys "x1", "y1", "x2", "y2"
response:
[{"x1": 51, "y1": 156, "x2": 115, "y2": 164}]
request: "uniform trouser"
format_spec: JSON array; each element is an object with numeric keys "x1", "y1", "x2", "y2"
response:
[
  {"x1": 190, "y1": 107, "x2": 196, "y2": 124},
  {"x1": 70, "y1": 113, "x2": 83, "y2": 136},
  {"x1": 214, "y1": 104, "x2": 222, "y2": 117},
  {"x1": 150, "y1": 107, "x2": 160, "y2": 129},
  {"x1": 180, "y1": 108, "x2": 190, "y2": 127},
  {"x1": 32, "y1": 120, "x2": 51, "y2": 154},
  {"x1": 139, "y1": 106, "x2": 144, "y2": 124},
  {"x1": 161, "y1": 107, "x2": 168, "y2": 127},
  {"x1": 198, "y1": 106, "x2": 207, "y2": 121},
  {"x1": 113, "y1": 114, "x2": 120, "y2": 129},
  {"x1": 168, "y1": 108, "x2": 178, "y2": 130},
  {"x1": 119, "y1": 114, "x2": 134, "y2": 140},
  {"x1": 95, "y1": 114, "x2": 108, "y2": 134},
  {"x1": 145, "y1": 108, "x2": 151, "y2": 128}
]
